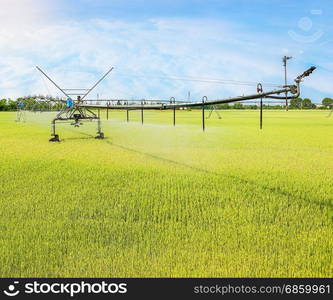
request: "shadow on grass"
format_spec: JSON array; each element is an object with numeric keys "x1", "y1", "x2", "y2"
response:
[
  {"x1": 68, "y1": 129, "x2": 331, "y2": 210},
  {"x1": 63, "y1": 129, "x2": 110, "y2": 142},
  {"x1": 63, "y1": 136, "x2": 95, "y2": 141},
  {"x1": 104, "y1": 140, "x2": 332, "y2": 210}
]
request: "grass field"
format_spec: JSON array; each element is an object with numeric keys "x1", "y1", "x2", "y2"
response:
[{"x1": 0, "y1": 109, "x2": 332, "y2": 277}]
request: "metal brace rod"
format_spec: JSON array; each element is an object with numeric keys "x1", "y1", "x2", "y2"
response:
[
  {"x1": 81, "y1": 67, "x2": 114, "y2": 100},
  {"x1": 36, "y1": 66, "x2": 70, "y2": 99}
]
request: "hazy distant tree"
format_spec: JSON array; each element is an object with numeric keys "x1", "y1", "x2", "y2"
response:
[
  {"x1": 233, "y1": 103, "x2": 244, "y2": 109},
  {"x1": 217, "y1": 104, "x2": 230, "y2": 109}
]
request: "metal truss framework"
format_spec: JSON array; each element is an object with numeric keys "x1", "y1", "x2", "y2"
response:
[{"x1": 36, "y1": 66, "x2": 114, "y2": 142}]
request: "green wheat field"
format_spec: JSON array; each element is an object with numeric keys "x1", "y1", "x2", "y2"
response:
[{"x1": 0, "y1": 110, "x2": 332, "y2": 277}]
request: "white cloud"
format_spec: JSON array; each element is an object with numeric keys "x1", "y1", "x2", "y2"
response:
[
  {"x1": 303, "y1": 70, "x2": 333, "y2": 95},
  {"x1": 0, "y1": 4, "x2": 331, "y2": 100},
  {"x1": 0, "y1": 0, "x2": 49, "y2": 26}
]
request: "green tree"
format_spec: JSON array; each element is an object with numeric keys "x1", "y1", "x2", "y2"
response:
[
  {"x1": 302, "y1": 98, "x2": 314, "y2": 109},
  {"x1": 8, "y1": 100, "x2": 17, "y2": 110},
  {"x1": 0, "y1": 99, "x2": 8, "y2": 111},
  {"x1": 322, "y1": 97, "x2": 333, "y2": 108},
  {"x1": 289, "y1": 98, "x2": 302, "y2": 109}
]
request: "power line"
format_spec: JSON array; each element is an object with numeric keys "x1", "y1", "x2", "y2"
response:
[{"x1": 116, "y1": 72, "x2": 283, "y2": 88}]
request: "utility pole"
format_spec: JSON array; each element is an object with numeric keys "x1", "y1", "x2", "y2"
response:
[{"x1": 283, "y1": 56, "x2": 292, "y2": 111}]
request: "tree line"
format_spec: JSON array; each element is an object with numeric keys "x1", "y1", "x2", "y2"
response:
[
  {"x1": 0, "y1": 96, "x2": 65, "y2": 111},
  {"x1": 208, "y1": 97, "x2": 333, "y2": 110}
]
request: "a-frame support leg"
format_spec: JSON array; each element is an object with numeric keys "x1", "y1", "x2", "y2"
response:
[
  {"x1": 95, "y1": 108, "x2": 104, "y2": 139},
  {"x1": 49, "y1": 119, "x2": 60, "y2": 142}
]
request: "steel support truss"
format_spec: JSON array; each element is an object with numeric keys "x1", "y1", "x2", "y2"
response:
[
  {"x1": 36, "y1": 66, "x2": 113, "y2": 142},
  {"x1": 49, "y1": 105, "x2": 104, "y2": 142}
]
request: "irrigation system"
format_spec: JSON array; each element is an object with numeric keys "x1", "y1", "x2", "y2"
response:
[{"x1": 34, "y1": 65, "x2": 316, "y2": 142}]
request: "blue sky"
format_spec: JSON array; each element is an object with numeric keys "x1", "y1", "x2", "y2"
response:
[{"x1": 0, "y1": 0, "x2": 332, "y2": 102}]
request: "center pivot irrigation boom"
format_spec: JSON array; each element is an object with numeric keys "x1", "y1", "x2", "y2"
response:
[{"x1": 37, "y1": 66, "x2": 316, "y2": 142}]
